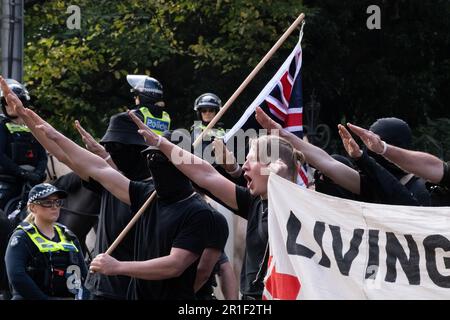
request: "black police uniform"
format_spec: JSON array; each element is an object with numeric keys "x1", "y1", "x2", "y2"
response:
[
  {"x1": 0, "y1": 115, "x2": 47, "y2": 209},
  {"x1": 5, "y1": 222, "x2": 88, "y2": 300}
]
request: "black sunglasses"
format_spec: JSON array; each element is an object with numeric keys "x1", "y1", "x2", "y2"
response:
[{"x1": 32, "y1": 199, "x2": 64, "y2": 208}]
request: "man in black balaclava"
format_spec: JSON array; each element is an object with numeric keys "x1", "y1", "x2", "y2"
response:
[
  {"x1": 99, "y1": 112, "x2": 150, "y2": 181},
  {"x1": 93, "y1": 131, "x2": 214, "y2": 300},
  {"x1": 368, "y1": 118, "x2": 430, "y2": 206},
  {"x1": 84, "y1": 111, "x2": 151, "y2": 300}
]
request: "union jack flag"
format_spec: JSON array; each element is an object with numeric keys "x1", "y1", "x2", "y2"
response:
[{"x1": 224, "y1": 33, "x2": 309, "y2": 186}]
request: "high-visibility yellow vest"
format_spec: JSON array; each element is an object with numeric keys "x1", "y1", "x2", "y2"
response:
[
  {"x1": 192, "y1": 123, "x2": 225, "y2": 141},
  {"x1": 17, "y1": 222, "x2": 79, "y2": 253},
  {"x1": 139, "y1": 107, "x2": 171, "y2": 136},
  {"x1": 5, "y1": 122, "x2": 31, "y2": 134}
]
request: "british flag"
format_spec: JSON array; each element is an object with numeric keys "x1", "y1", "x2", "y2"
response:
[{"x1": 224, "y1": 35, "x2": 309, "y2": 186}]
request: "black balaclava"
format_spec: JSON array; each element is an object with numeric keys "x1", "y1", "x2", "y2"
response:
[
  {"x1": 134, "y1": 95, "x2": 163, "y2": 118},
  {"x1": 368, "y1": 117, "x2": 412, "y2": 179},
  {"x1": 100, "y1": 111, "x2": 151, "y2": 181},
  {"x1": 144, "y1": 148, "x2": 194, "y2": 203},
  {"x1": 142, "y1": 130, "x2": 194, "y2": 203},
  {"x1": 314, "y1": 154, "x2": 359, "y2": 200},
  {"x1": 104, "y1": 142, "x2": 150, "y2": 181}
]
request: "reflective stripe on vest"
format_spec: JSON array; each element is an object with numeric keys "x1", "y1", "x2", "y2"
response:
[
  {"x1": 194, "y1": 123, "x2": 225, "y2": 139},
  {"x1": 139, "y1": 107, "x2": 171, "y2": 136},
  {"x1": 17, "y1": 222, "x2": 79, "y2": 253},
  {"x1": 5, "y1": 122, "x2": 31, "y2": 134}
]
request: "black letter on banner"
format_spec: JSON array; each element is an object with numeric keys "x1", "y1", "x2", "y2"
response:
[
  {"x1": 314, "y1": 221, "x2": 330, "y2": 268},
  {"x1": 329, "y1": 225, "x2": 364, "y2": 276},
  {"x1": 286, "y1": 211, "x2": 315, "y2": 258},
  {"x1": 423, "y1": 235, "x2": 450, "y2": 288},
  {"x1": 365, "y1": 230, "x2": 380, "y2": 279},
  {"x1": 385, "y1": 233, "x2": 420, "y2": 285}
]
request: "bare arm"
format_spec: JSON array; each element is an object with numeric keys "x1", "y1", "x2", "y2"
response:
[
  {"x1": 0, "y1": 77, "x2": 70, "y2": 165},
  {"x1": 129, "y1": 111, "x2": 238, "y2": 210},
  {"x1": 90, "y1": 248, "x2": 200, "y2": 280},
  {"x1": 33, "y1": 118, "x2": 131, "y2": 205},
  {"x1": 75, "y1": 120, "x2": 118, "y2": 170},
  {"x1": 194, "y1": 248, "x2": 222, "y2": 293},
  {"x1": 218, "y1": 261, "x2": 239, "y2": 300},
  {"x1": 347, "y1": 123, "x2": 444, "y2": 183},
  {"x1": 255, "y1": 107, "x2": 361, "y2": 194}
]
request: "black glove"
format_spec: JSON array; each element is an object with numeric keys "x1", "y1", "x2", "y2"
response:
[{"x1": 19, "y1": 170, "x2": 43, "y2": 185}]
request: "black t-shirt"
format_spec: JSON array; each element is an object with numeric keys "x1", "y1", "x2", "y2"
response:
[
  {"x1": 83, "y1": 178, "x2": 135, "y2": 299},
  {"x1": 128, "y1": 181, "x2": 213, "y2": 300},
  {"x1": 235, "y1": 185, "x2": 268, "y2": 297},
  {"x1": 196, "y1": 209, "x2": 229, "y2": 299},
  {"x1": 441, "y1": 161, "x2": 450, "y2": 189},
  {"x1": 206, "y1": 207, "x2": 229, "y2": 250}
]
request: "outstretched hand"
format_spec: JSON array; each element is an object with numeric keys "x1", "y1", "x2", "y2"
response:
[
  {"x1": 338, "y1": 124, "x2": 362, "y2": 159},
  {"x1": 75, "y1": 120, "x2": 108, "y2": 158},
  {"x1": 0, "y1": 76, "x2": 27, "y2": 117},
  {"x1": 128, "y1": 110, "x2": 162, "y2": 147},
  {"x1": 255, "y1": 106, "x2": 282, "y2": 133},
  {"x1": 347, "y1": 123, "x2": 385, "y2": 154}
]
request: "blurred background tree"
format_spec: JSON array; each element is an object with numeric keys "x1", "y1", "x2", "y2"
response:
[{"x1": 20, "y1": 0, "x2": 450, "y2": 157}]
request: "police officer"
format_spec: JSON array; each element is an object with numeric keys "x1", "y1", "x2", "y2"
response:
[
  {"x1": 191, "y1": 93, "x2": 225, "y2": 155},
  {"x1": 5, "y1": 183, "x2": 88, "y2": 299},
  {"x1": 0, "y1": 79, "x2": 47, "y2": 210},
  {"x1": 126, "y1": 75, "x2": 171, "y2": 136}
]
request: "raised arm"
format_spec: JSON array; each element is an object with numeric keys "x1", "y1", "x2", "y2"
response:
[
  {"x1": 129, "y1": 111, "x2": 238, "y2": 210},
  {"x1": 347, "y1": 123, "x2": 444, "y2": 184},
  {"x1": 33, "y1": 117, "x2": 131, "y2": 205},
  {"x1": 255, "y1": 107, "x2": 361, "y2": 194},
  {"x1": 0, "y1": 76, "x2": 70, "y2": 165},
  {"x1": 74, "y1": 120, "x2": 118, "y2": 170}
]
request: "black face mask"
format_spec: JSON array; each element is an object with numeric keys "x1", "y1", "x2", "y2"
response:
[
  {"x1": 144, "y1": 149, "x2": 194, "y2": 203},
  {"x1": 104, "y1": 143, "x2": 150, "y2": 181},
  {"x1": 314, "y1": 170, "x2": 358, "y2": 201}
]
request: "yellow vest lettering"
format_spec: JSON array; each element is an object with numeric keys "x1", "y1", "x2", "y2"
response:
[{"x1": 139, "y1": 107, "x2": 171, "y2": 136}]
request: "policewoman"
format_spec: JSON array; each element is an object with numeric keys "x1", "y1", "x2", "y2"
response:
[
  {"x1": 5, "y1": 183, "x2": 88, "y2": 300},
  {"x1": 0, "y1": 79, "x2": 47, "y2": 209},
  {"x1": 126, "y1": 75, "x2": 171, "y2": 136},
  {"x1": 191, "y1": 93, "x2": 225, "y2": 153}
]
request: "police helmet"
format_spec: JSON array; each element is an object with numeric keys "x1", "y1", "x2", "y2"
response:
[
  {"x1": 194, "y1": 93, "x2": 222, "y2": 112},
  {"x1": 127, "y1": 75, "x2": 163, "y2": 105},
  {"x1": 0, "y1": 79, "x2": 31, "y2": 117}
]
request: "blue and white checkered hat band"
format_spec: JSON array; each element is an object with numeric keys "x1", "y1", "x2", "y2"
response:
[{"x1": 28, "y1": 184, "x2": 59, "y2": 203}]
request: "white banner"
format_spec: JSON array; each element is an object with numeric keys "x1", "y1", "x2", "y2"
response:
[{"x1": 264, "y1": 174, "x2": 450, "y2": 300}]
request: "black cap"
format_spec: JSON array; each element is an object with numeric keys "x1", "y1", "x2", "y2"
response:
[
  {"x1": 100, "y1": 111, "x2": 147, "y2": 146},
  {"x1": 28, "y1": 183, "x2": 67, "y2": 203}
]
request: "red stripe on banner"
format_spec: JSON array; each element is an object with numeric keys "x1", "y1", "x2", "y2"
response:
[
  {"x1": 267, "y1": 101, "x2": 287, "y2": 122},
  {"x1": 286, "y1": 113, "x2": 303, "y2": 128},
  {"x1": 264, "y1": 256, "x2": 301, "y2": 300},
  {"x1": 280, "y1": 72, "x2": 292, "y2": 103}
]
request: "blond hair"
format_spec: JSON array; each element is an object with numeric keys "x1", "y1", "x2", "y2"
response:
[
  {"x1": 249, "y1": 135, "x2": 305, "y2": 182},
  {"x1": 24, "y1": 204, "x2": 35, "y2": 224}
]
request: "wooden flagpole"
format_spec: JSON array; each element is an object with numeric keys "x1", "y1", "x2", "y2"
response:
[
  {"x1": 192, "y1": 12, "x2": 305, "y2": 148},
  {"x1": 105, "y1": 190, "x2": 157, "y2": 255}
]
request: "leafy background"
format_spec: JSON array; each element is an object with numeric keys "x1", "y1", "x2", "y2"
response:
[{"x1": 10, "y1": 0, "x2": 450, "y2": 158}]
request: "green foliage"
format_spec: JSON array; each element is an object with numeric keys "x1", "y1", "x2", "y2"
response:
[
  {"x1": 24, "y1": 0, "x2": 307, "y2": 141},
  {"x1": 413, "y1": 118, "x2": 450, "y2": 160},
  {"x1": 22, "y1": 0, "x2": 450, "y2": 155}
]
